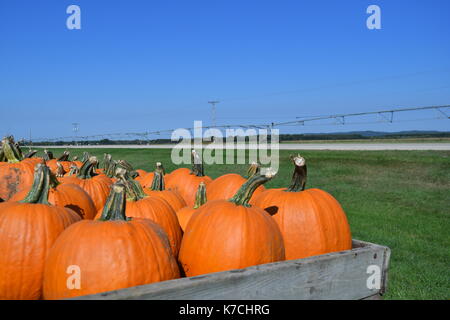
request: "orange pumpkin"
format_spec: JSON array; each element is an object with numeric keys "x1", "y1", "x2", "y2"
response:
[
  {"x1": 0, "y1": 136, "x2": 40, "y2": 201},
  {"x1": 251, "y1": 155, "x2": 352, "y2": 260},
  {"x1": 0, "y1": 164, "x2": 82, "y2": 299},
  {"x1": 176, "y1": 181, "x2": 207, "y2": 232},
  {"x1": 95, "y1": 168, "x2": 183, "y2": 257},
  {"x1": 43, "y1": 182, "x2": 180, "y2": 300},
  {"x1": 207, "y1": 162, "x2": 265, "y2": 201},
  {"x1": 9, "y1": 167, "x2": 96, "y2": 220},
  {"x1": 60, "y1": 157, "x2": 113, "y2": 212},
  {"x1": 46, "y1": 151, "x2": 74, "y2": 174},
  {"x1": 144, "y1": 171, "x2": 186, "y2": 212},
  {"x1": 165, "y1": 150, "x2": 212, "y2": 206},
  {"x1": 178, "y1": 171, "x2": 285, "y2": 276}
]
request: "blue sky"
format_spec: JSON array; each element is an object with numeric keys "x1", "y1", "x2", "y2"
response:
[{"x1": 1, "y1": 0, "x2": 449, "y2": 140}]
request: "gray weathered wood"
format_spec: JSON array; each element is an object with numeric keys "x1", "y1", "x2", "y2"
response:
[{"x1": 73, "y1": 239, "x2": 391, "y2": 300}]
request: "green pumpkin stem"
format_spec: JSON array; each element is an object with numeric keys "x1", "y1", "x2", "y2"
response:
[
  {"x1": 246, "y1": 162, "x2": 261, "y2": 179},
  {"x1": 193, "y1": 182, "x2": 207, "y2": 209},
  {"x1": 191, "y1": 149, "x2": 206, "y2": 177},
  {"x1": 55, "y1": 162, "x2": 66, "y2": 178},
  {"x1": 43, "y1": 149, "x2": 54, "y2": 161},
  {"x1": 56, "y1": 151, "x2": 70, "y2": 161},
  {"x1": 23, "y1": 149, "x2": 37, "y2": 159},
  {"x1": 286, "y1": 155, "x2": 307, "y2": 192},
  {"x1": 150, "y1": 171, "x2": 165, "y2": 191},
  {"x1": 103, "y1": 154, "x2": 112, "y2": 172},
  {"x1": 98, "y1": 183, "x2": 129, "y2": 221},
  {"x1": 20, "y1": 164, "x2": 52, "y2": 205},
  {"x1": 229, "y1": 170, "x2": 276, "y2": 207},
  {"x1": 77, "y1": 156, "x2": 98, "y2": 179},
  {"x1": 116, "y1": 168, "x2": 147, "y2": 201},
  {"x1": 1, "y1": 136, "x2": 23, "y2": 163},
  {"x1": 155, "y1": 162, "x2": 166, "y2": 175},
  {"x1": 67, "y1": 164, "x2": 80, "y2": 176},
  {"x1": 81, "y1": 152, "x2": 91, "y2": 163}
]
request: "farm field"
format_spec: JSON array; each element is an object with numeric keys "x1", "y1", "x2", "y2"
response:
[{"x1": 38, "y1": 147, "x2": 450, "y2": 300}]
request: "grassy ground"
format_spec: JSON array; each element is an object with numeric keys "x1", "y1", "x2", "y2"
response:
[{"x1": 40, "y1": 148, "x2": 450, "y2": 299}]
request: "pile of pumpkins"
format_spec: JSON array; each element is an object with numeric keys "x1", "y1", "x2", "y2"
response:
[{"x1": 0, "y1": 136, "x2": 352, "y2": 300}]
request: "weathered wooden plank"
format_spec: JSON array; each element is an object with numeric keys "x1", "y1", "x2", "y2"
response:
[{"x1": 73, "y1": 239, "x2": 390, "y2": 300}]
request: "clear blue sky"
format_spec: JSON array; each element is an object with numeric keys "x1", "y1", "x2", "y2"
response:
[{"x1": 1, "y1": 0, "x2": 449, "y2": 140}]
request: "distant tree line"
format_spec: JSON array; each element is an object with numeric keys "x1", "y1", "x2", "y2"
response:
[{"x1": 27, "y1": 131, "x2": 450, "y2": 146}]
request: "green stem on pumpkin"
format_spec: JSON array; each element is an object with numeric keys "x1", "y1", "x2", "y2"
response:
[
  {"x1": 23, "y1": 150, "x2": 37, "y2": 159},
  {"x1": 67, "y1": 164, "x2": 80, "y2": 176},
  {"x1": 19, "y1": 164, "x2": 51, "y2": 204},
  {"x1": 193, "y1": 182, "x2": 207, "y2": 209},
  {"x1": 55, "y1": 162, "x2": 66, "y2": 178},
  {"x1": 286, "y1": 155, "x2": 307, "y2": 192},
  {"x1": 229, "y1": 170, "x2": 276, "y2": 207},
  {"x1": 56, "y1": 151, "x2": 70, "y2": 161},
  {"x1": 43, "y1": 149, "x2": 54, "y2": 161},
  {"x1": 150, "y1": 171, "x2": 165, "y2": 191},
  {"x1": 98, "y1": 183, "x2": 129, "y2": 221},
  {"x1": 191, "y1": 149, "x2": 206, "y2": 177},
  {"x1": 81, "y1": 152, "x2": 91, "y2": 163},
  {"x1": 116, "y1": 167, "x2": 147, "y2": 201},
  {"x1": 246, "y1": 162, "x2": 261, "y2": 179},
  {"x1": 1, "y1": 136, "x2": 23, "y2": 163},
  {"x1": 103, "y1": 154, "x2": 112, "y2": 172},
  {"x1": 77, "y1": 156, "x2": 98, "y2": 179}
]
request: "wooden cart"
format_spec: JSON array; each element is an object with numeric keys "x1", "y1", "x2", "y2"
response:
[{"x1": 74, "y1": 239, "x2": 391, "y2": 300}]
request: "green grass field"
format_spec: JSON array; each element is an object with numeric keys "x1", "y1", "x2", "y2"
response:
[{"x1": 40, "y1": 148, "x2": 450, "y2": 300}]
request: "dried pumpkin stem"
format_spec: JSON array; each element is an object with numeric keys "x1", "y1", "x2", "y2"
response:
[
  {"x1": 193, "y1": 182, "x2": 207, "y2": 209},
  {"x1": 150, "y1": 171, "x2": 165, "y2": 191},
  {"x1": 286, "y1": 155, "x2": 307, "y2": 192},
  {"x1": 56, "y1": 151, "x2": 70, "y2": 161},
  {"x1": 1, "y1": 136, "x2": 23, "y2": 163},
  {"x1": 229, "y1": 171, "x2": 276, "y2": 207},
  {"x1": 98, "y1": 183, "x2": 129, "y2": 221},
  {"x1": 81, "y1": 152, "x2": 91, "y2": 163},
  {"x1": 155, "y1": 162, "x2": 166, "y2": 175},
  {"x1": 23, "y1": 150, "x2": 37, "y2": 159},
  {"x1": 246, "y1": 162, "x2": 261, "y2": 179},
  {"x1": 77, "y1": 156, "x2": 98, "y2": 179},
  {"x1": 55, "y1": 162, "x2": 66, "y2": 178},
  {"x1": 43, "y1": 149, "x2": 54, "y2": 161},
  {"x1": 20, "y1": 164, "x2": 51, "y2": 205},
  {"x1": 67, "y1": 164, "x2": 80, "y2": 176},
  {"x1": 116, "y1": 167, "x2": 147, "y2": 201},
  {"x1": 191, "y1": 150, "x2": 206, "y2": 177}
]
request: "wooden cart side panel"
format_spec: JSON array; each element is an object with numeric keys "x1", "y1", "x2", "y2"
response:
[{"x1": 75, "y1": 240, "x2": 390, "y2": 300}]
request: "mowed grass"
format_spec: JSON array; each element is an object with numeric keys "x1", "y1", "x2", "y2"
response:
[{"x1": 39, "y1": 148, "x2": 450, "y2": 300}]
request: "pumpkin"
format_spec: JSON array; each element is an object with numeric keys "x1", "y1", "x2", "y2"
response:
[
  {"x1": 43, "y1": 182, "x2": 180, "y2": 300},
  {"x1": 60, "y1": 156, "x2": 113, "y2": 212},
  {"x1": 207, "y1": 162, "x2": 266, "y2": 201},
  {"x1": 0, "y1": 136, "x2": 40, "y2": 201},
  {"x1": 46, "y1": 151, "x2": 73, "y2": 173},
  {"x1": 95, "y1": 168, "x2": 183, "y2": 257},
  {"x1": 176, "y1": 181, "x2": 206, "y2": 232},
  {"x1": 9, "y1": 166, "x2": 96, "y2": 220},
  {"x1": 134, "y1": 169, "x2": 148, "y2": 181},
  {"x1": 178, "y1": 170, "x2": 285, "y2": 276},
  {"x1": 0, "y1": 163, "x2": 82, "y2": 299},
  {"x1": 144, "y1": 171, "x2": 186, "y2": 212},
  {"x1": 165, "y1": 150, "x2": 212, "y2": 206},
  {"x1": 251, "y1": 155, "x2": 352, "y2": 260}
]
